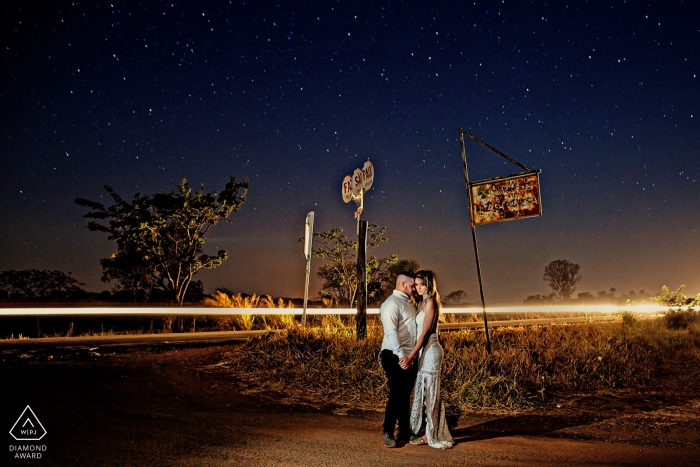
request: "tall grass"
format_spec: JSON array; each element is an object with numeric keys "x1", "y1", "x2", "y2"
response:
[
  {"x1": 201, "y1": 292, "x2": 295, "y2": 330},
  {"x1": 215, "y1": 319, "x2": 700, "y2": 412}
]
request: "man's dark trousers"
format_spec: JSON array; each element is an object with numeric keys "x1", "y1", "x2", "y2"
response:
[{"x1": 380, "y1": 349, "x2": 418, "y2": 438}]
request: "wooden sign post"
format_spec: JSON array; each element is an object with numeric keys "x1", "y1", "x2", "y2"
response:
[{"x1": 342, "y1": 160, "x2": 374, "y2": 340}]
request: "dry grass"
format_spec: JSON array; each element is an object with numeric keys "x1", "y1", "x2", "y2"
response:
[
  {"x1": 202, "y1": 292, "x2": 295, "y2": 331},
  {"x1": 212, "y1": 319, "x2": 700, "y2": 413}
]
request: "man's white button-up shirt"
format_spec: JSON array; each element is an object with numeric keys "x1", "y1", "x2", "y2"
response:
[{"x1": 380, "y1": 289, "x2": 417, "y2": 358}]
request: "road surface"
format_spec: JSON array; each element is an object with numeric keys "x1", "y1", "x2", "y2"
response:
[{"x1": 1, "y1": 342, "x2": 698, "y2": 466}]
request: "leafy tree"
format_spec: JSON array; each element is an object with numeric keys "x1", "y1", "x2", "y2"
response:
[
  {"x1": 542, "y1": 259, "x2": 582, "y2": 300},
  {"x1": 387, "y1": 259, "x2": 421, "y2": 288},
  {"x1": 651, "y1": 285, "x2": 699, "y2": 308},
  {"x1": 0, "y1": 269, "x2": 86, "y2": 300},
  {"x1": 308, "y1": 225, "x2": 398, "y2": 307},
  {"x1": 443, "y1": 290, "x2": 468, "y2": 305},
  {"x1": 76, "y1": 175, "x2": 248, "y2": 305},
  {"x1": 370, "y1": 258, "x2": 421, "y2": 303}
]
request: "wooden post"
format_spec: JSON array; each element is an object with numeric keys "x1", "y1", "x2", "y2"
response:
[{"x1": 356, "y1": 220, "x2": 368, "y2": 340}]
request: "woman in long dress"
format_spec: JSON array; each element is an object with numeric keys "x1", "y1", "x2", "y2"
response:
[{"x1": 405, "y1": 269, "x2": 454, "y2": 448}]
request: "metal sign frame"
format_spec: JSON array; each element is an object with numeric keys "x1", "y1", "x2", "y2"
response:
[{"x1": 459, "y1": 129, "x2": 542, "y2": 354}]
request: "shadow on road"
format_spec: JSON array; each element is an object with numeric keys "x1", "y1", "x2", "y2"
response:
[{"x1": 451, "y1": 413, "x2": 602, "y2": 444}]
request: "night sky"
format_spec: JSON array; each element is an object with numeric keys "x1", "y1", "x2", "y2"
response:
[{"x1": 1, "y1": 1, "x2": 698, "y2": 304}]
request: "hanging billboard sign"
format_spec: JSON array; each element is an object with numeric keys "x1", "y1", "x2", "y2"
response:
[{"x1": 469, "y1": 170, "x2": 542, "y2": 225}]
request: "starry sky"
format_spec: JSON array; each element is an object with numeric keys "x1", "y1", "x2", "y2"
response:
[{"x1": 1, "y1": 1, "x2": 698, "y2": 304}]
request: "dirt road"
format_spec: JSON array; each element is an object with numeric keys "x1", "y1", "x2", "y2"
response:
[{"x1": 1, "y1": 343, "x2": 698, "y2": 466}]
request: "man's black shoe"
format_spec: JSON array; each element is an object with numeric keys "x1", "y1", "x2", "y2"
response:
[{"x1": 382, "y1": 432, "x2": 397, "y2": 448}]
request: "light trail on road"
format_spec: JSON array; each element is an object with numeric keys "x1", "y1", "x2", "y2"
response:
[{"x1": 0, "y1": 304, "x2": 668, "y2": 316}]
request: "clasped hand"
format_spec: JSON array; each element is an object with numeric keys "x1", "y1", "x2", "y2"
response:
[{"x1": 398, "y1": 356, "x2": 413, "y2": 370}]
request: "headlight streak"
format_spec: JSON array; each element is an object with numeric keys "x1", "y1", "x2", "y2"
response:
[{"x1": 0, "y1": 304, "x2": 669, "y2": 316}]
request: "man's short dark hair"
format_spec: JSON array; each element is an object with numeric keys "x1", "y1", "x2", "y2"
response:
[{"x1": 396, "y1": 271, "x2": 416, "y2": 279}]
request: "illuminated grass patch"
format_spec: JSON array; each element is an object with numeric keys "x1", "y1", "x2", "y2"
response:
[{"x1": 213, "y1": 319, "x2": 700, "y2": 411}]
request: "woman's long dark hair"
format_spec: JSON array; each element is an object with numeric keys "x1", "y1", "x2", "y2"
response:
[{"x1": 415, "y1": 269, "x2": 441, "y2": 310}]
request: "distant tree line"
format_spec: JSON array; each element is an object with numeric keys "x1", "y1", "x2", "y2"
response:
[
  {"x1": 0, "y1": 270, "x2": 86, "y2": 301},
  {"x1": 525, "y1": 259, "x2": 657, "y2": 305},
  {"x1": 0, "y1": 269, "x2": 205, "y2": 303}
]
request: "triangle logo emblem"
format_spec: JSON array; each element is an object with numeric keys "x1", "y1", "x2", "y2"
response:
[{"x1": 9, "y1": 406, "x2": 47, "y2": 441}]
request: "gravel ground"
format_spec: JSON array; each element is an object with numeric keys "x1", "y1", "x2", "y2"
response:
[{"x1": 1, "y1": 343, "x2": 699, "y2": 466}]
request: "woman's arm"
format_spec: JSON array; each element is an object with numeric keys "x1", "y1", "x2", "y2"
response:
[{"x1": 406, "y1": 298, "x2": 437, "y2": 363}]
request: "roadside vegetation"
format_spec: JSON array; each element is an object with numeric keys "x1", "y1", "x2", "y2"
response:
[
  {"x1": 208, "y1": 285, "x2": 700, "y2": 413},
  {"x1": 213, "y1": 314, "x2": 700, "y2": 414}
]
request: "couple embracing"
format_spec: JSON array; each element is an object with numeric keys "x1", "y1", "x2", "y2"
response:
[{"x1": 379, "y1": 270, "x2": 454, "y2": 449}]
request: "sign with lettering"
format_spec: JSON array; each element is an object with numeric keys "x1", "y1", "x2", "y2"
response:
[
  {"x1": 342, "y1": 160, "x2": 374, "y2": 203},
  {"x1": 360, "y1": 160, "x2": 374, "y2": 191},
  {"x1": 342, "y1": 175, "x2": 353, "y2": 203},
  {"x1": 352, "y1": 168, "x2": 364, "y2": 196},
  {"x1": 469, "y1": 171, "x2": 542, "y2": 225}
]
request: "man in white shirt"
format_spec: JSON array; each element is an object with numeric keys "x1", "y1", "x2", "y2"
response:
[{"x1": 379, "y1": 272, "x2": 418, "y2": 448}]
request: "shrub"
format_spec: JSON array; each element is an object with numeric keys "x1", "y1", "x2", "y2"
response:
[
  {"x1": 651, "y1": 285, "x2": 699, "y2": 330},
  {"x1": 617, "y1": 310, "x2": 638, "y2": 326},
  {"x1": 663, "y1": 308, "x2": 698, "y2": 330}
]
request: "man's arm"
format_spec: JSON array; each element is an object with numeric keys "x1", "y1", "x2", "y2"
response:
[{"x1": 380, "y1": 298, "x2": 407, "y2": 358}]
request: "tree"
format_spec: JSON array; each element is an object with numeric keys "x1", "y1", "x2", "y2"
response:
[
  {"x1": 75, "y1": 175, "x2": 248, "y2": 305},
  {"x1": 443, "y1": 290, "x2": 468, "y2": 306},
  {"x1": 651, "y1": 284, "x2": 699, "y2": 308},
  {"x1": 0, "y1": 269, "x2": 86, "y2": 300},
  {"x1": 308, "y1": 225, "x2": 398, "y2": 307},
  {"x1": 370, "y1": 258, "x2": 421, "y2": 303},
  {"x1": 386, "y1": 259, "x2": 421, "y2": 288},
  {"x1": 542, "y1": 259, "x2": 582, "y2": 300}
]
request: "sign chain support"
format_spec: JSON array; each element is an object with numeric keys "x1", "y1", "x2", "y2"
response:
[{"x1": 459, "y1": 128, "x2": 543, "y2": 355}]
